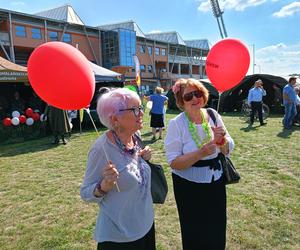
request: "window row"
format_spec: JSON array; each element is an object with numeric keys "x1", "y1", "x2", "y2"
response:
[
  {"x1": 139, "y1": 45, "x2": 166, "y2": 56},
  {"x1": 15, "y1": 25, "x2": 71, "y2": 42},
  {"x1": 133, "y1": 64, "x2": 153, "y2": 73}
]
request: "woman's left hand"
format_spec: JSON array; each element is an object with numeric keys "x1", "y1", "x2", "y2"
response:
[{"x1": 139, "y1": 146, "x2": 152, "y2": 161}]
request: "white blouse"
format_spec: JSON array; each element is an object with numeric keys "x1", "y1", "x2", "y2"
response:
[{"x1": 164, "y1": 109, "x2": 234, "y2": 183}]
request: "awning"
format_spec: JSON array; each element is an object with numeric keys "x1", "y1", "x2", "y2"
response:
[
  {"x1": 0, "y1": 57, "x2": 28, "y2": 82},
  {"x1": 89, "y1": 62, "x2": 124, "y2": 82}
]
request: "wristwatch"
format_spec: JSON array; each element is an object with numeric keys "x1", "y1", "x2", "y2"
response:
[{"x1": 93, "y1": 182, "x2": 107, "y2": 198}]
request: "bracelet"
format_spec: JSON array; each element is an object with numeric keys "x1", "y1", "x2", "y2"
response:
[
  {"x1": 94, "y1": 181, "x2": 107, "y2": 198},
  {"x1": 216, "y1": 137, "x2": 227, "y2": 146}
]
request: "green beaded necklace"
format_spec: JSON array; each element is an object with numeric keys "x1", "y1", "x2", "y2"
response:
[{"x1": 185, "y1": 109, "x2": 212, "y2": 148}]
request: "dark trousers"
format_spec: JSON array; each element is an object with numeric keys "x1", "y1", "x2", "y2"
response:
[
  {"x1": 97, "y1": 223, "x2": 156, "y2": 250},
  {"x1": 172, "y1": 173, "x2": 226, "y2": 250},
  {"x1": 250, "y1": 101, "x2": 263, "y2": 124}
]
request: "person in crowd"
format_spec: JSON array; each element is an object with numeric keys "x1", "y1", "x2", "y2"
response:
[
  {"x1": 80, "y1": 88, "x2": 155, "y2": 250},
  {"x1": 282, "y1": 76, "x2": 297, "y2": 129},
  {"x1": 44, "y1": 105, "x2": 71, "y2": 144},
  {"x1": 145, "y1": 86, "x2": 168, "y2": 140},
  {"x1": 164, "y1": 78, "x2": 234, "y2": 250},
  {"x1": 10, "y1": 90, "x2": 25, "y2": 114},
  {"x1": 247, "y1": 79, "x2": 267, "y2": 126},
  {"x1": 28, "y1": 91, "x2": 43, "y2": 112},
  {"x1": 293, "y1": 87, "x2": 300, "y2": 124},
  {"x1": 0, "y1": 95, "x2": 8, "y2": 120}
]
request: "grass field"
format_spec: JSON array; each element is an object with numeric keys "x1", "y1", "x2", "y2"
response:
[{"x1": 0, "y1": 111, "x2": 299, "y2": 250}]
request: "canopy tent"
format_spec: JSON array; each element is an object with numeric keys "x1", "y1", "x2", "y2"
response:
[
  {"x1": 0, "y1": 56, "x2": 28, "y2": 82},
  {"x1": 89, "y1": 62, "x2": 124, "y2": 84},
  {"x1": 220, "y1": 74, "x2": 288, "y2": 112}
]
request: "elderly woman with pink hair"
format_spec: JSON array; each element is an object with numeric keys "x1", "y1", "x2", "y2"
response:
[
  {"x1": 80, "y1": 88, "x2": 155, "y2": 250},
  {"x1": 165, "y1": 78, "x2": 234, "y2": 250}
]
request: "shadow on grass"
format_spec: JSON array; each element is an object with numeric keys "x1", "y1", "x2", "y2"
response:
[
  {"x1": 0, "y1": 136, "x2": 61, "y2": 157},
  {"x1": 277, "y1": 125, "x2": 300, "y2": 138},
  {"x1": 240, "y1": 124, "x2": 260, "y2": 132}
]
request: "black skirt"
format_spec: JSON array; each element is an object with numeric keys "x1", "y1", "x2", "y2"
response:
[
  {"x1": 172, "y1": 173, "x2": 227, "y2": 250},
  {"x1": 97, "y1": 223, "x2": 155, "y2": 250},
  {"x1": 150, "y1": 113, "x2": 164, "y2": 128}
]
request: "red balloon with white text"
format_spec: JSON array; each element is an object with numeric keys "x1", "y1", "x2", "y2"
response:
[{"x1": 206, "y1": 38, "x2": 250, "y2": 93}]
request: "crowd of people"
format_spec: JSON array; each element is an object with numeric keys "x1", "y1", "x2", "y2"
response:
[{"x1": 247, "y1": 76, "x2": 300, "y2": 129}]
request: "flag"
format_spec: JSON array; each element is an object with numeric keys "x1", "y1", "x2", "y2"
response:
[
  {"x1": 133, "y1": 55, "x2": 141, "y2": 87},
  {"x1": 79, "y1": 109, "x2": 84, "y2": 123}
]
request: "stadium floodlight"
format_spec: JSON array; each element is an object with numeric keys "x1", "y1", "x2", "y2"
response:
[{"x1": 210, "y1": 0, "x2": 228, "y2": 38}]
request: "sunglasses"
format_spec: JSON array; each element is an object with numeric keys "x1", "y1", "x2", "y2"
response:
[
  {"x1": 183, "y1": 90, "x2": 204, "y2": 102},
  {"x1": 119, "y1": 105, "x2": 144, "y2": 117}
]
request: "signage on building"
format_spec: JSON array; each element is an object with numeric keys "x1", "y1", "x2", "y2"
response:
[{"x1": 0, "y1": 71, "x2": 28, "y2": 82}]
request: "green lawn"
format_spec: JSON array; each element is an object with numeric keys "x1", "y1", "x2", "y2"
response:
[{"x1": 0, "y1": 111, "x2": 299, "y2": 250}]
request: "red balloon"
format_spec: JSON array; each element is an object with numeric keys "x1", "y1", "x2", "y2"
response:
[
  {"x1": 19, "y1": 115, "x2": 26, "y2": 124},
  {"x1": 206, "y1": 38, "x2": 250, "y2": 93},
  {"x1": 2, "y1": 118, "x2": 12, "y2": 126},
  {"x1": 32, "y1": 113, "x2": 40, "y2": 121},
  {"x1": 28, "y1": 41, "x2": 95, "y2": 110},
  {"x1": 25, "y1": 108, "x2": 34, "y2": 117}
]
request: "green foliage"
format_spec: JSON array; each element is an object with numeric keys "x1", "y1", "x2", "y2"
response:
[{"x1": 0, "y1": 112, "x2": 299, "y2": 249}]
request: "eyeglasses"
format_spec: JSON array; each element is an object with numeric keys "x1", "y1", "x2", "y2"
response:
[
  {"x1": 119, "y1": 105, "x2": 144, "y2": 117},
  {"x1": 183, "y1": 90, "x2": 204, "y2": 102}
]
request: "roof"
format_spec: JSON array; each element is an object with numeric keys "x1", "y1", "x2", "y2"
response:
[
  {"x1": 145, "y1": 32, "x2": 186, "y2": 45},
  {"x1": 97, "y1": 20, "x2": 145, "y2": 38},
  {"x1": 0, "y1": 57, "x2": 27, "y2": 72},
  {"x1": 184, "y1": 39, "x2": 210, "y2": 50},
  {"x1": 35, "y1": 4, "x2": 84, "y2": 25},
  {"x1": 90, "y1": 62, "x2": 123, "y2": 82}
]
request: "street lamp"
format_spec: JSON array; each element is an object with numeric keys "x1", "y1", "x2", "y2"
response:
[{"x1": 254, "y1": 64, "x2": 261, "y2": 74}]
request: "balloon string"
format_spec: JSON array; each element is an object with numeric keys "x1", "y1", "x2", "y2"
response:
[
  {"x1": 217, "y1": 92, "x2": 222, "y2": 113},
  {"x1": 102, "y1": 145, "x2": 121, "y2": 192}
]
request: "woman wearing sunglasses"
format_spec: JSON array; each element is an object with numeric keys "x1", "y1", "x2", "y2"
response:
[
  {"x1": 80, "y1": 88, "x2": 155, "y2": 250},
  {"x1": 164, "y1": 78, "x2": 234, "y2": 250}
]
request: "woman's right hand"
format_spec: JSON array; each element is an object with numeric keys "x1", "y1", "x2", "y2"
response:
[
  {"x1": 101, "y1": 161, "x2": 119, "y2": 192},
  {"x1": 199, "y1": 141, "x2": 217, "y2": 158}
]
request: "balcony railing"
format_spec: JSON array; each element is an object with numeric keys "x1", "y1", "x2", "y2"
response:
[{"x1": 168, "y1": 55, "x2": 206, "y2": 66}]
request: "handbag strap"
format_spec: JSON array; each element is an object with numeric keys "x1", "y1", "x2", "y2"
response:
[{"x1": 206, "y1": 108, "x2": 217, "y2": 127}]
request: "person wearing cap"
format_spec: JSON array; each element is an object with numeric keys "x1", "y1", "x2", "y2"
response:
[
  {"x1": 247, "y1": 79, "x2": 267, "y2": 126},
  {"x1": 282, "y1": 77, "x2": 298, "y2": 129}
]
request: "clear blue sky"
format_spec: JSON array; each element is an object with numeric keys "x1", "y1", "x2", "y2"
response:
[{"x1": 1, "y1": 0, "x2": 300, "y2": 76}]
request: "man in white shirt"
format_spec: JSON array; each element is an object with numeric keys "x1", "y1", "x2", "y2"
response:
[{"x1": 247, "y1": 79, "x2": 267, "y2": 126}]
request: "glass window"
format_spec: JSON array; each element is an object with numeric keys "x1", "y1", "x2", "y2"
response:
[
  {"x1": 161, "y1": 48, "x2": 166, "y2": 56},
  {"x1": 63, "y1": 33, "x2": 71, "y2": 42},
  {"x1": 140, "y1": 65, "x2": 146, "y2": 72},
  {"x1": 15, "y1": 25, "x2": 26, "y2": 37},
  {"x1": 147, "y1": 46, "x2": 152, "y2": 55},
  {"x1": 155, "y1": 47, "x2": 160, "y2": 55},
  {"x1": 140, "y1": 45, "x2": 145, "y2": 54},
  {"x1": 49, "y1": 31, "x2": 58, "y2": 41},
  {"x1": 147, "y1": 65, "x2": 153, "y2": 73},
  {"x1": 31, "y1": 28, "x2": 41, "y2": 39}
]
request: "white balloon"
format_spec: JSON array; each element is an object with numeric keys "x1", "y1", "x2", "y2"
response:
[
  {"x1": 40, "y1": 114, "x2": 47, "y2": 122},
  {"x1": 26, "y1": 118, "x2": 34, "y2": 126},
  {"x1": 146, "y1": 101, "x2": 153, "y2": 109},
  {"x1": 11, "y1": 117, "x2": 20, "y2": 126},
  {"x1": 12, "y1": 111, "x2": 20, "y2": 118}
]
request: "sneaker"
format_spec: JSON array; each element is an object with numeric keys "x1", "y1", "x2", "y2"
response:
[{"x1": 260, "y1": 122, "x2": 267, "y2": 126}]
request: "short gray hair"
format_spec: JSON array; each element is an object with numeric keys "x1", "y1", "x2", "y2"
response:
[{"x1": 96, "y1": 88, "x2": 141, "y2": 130}]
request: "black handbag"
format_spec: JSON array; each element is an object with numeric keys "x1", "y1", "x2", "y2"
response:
[
  {"x1": 207, "y1": 108, "x2": 240, "y2": 185},
  {"x1": 218, "y1": 153, "x2": 240, "y2": 185},
  {"x1": 147, "y1": 161, "x2": 168, "y2": 204},
  {"x1": 134, "y1": 133, "x2": 168, "y2": 204}
]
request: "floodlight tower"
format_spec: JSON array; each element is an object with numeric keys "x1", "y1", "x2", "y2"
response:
[{"x1": 210, "y1": 0, "x2": 228, "y2": 38}]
